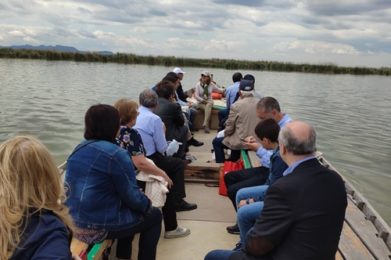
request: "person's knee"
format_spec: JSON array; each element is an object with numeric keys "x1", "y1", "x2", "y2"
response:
[
  {"x1": 212, "y1": 137, "x2": 222, "y2": 147},
  {"x1": 224, "y1": 171, "x2": 236, "y2": 186},
  {"x1": 236, "y1": 189, "x2": 246, "y2": 204},
  {"x1": 204, "y1": 250, "x2": 219, "y2": 260}
]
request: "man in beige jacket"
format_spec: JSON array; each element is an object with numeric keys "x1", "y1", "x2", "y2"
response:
[{"x1": 212, "y1": 79, "x2": 260, "y2": 163}]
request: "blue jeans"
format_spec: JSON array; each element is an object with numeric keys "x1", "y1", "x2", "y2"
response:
[
  {"x1": 204, "y1": 249, "x2": 234, "y2": 260},
  {"x1": 106, "y1": 206, "x2": 162, "y2": 260},
  {"x1": 236, "y1": 185, "x2": 269, "y2": 243}
]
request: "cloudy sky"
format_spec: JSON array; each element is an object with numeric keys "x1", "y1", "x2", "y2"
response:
[{"x1": 1, "y1": 0, "x2": 390, "y2": 67}]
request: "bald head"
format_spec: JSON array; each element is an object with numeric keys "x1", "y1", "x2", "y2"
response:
[{"x1": 279, "y1": 120, "x2": 316, "y2": 155}]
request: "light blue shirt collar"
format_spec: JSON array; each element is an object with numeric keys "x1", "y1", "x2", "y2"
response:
[
  {"x1": 278, "y1": 114, "x2": 292, "y2": 128},
  {"x1": 282, "y1": 155, "x2": 316, "y2": 176}
]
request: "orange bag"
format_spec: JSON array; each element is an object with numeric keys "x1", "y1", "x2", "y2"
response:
[
  {"x1": 219, "y1": 160, "x2": 244, "y2": 196},
  {"x1": 211, "y1": 92, "x2": 223, "y2": 100}
]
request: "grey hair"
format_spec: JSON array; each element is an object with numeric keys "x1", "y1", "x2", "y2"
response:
[
  {"x1": 139, "y1": 89, "x2": 158, "y2": 108},
  {"x1": 240, "y1": 90, "x2": 254, "y2": 97},
  {"x1": 257, "y1": 97, "x2": 281, "y2": 112},
  {"x1": 278, "y1": 124, "x2": 316, "y2": 155}
]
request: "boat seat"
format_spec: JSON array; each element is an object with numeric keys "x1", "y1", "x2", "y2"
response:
[{"x1": 70, "y1": 238, "x2": 112, "y2": 260}]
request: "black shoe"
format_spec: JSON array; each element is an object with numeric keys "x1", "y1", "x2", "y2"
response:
[
  {"x1": 232, "y1": 242, "x2": 242, "y2": 251},
  {"x1": 188, "y1": 137, "x2": 204, "y2": 147},
  {"x1": 226, "y1": 224, "x2": 240, "y2": 234},
  {"x1": 175, "y1": 199, "x2": 197, "y2": 212}
]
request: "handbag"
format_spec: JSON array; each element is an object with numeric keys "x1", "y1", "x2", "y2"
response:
[{"x1": 219, "y1": 160, "x2": 244, "y2": 196}]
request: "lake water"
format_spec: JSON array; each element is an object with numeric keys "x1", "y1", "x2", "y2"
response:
[{"x1": 1, "y1": 58, "x2": 390, "y2": 225}]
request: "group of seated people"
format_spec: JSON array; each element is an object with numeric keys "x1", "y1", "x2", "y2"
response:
[
  {"x1": 0, "y1": 68, "x2": 348, "y2": 260},
  {"x1": 0, "y1": 68, "x2": 213, "y2": 259},
  {"x1": 205, "y1": 83, "x2": 348, "y2": 259}
]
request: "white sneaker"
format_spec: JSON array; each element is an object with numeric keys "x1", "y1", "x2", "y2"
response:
[{"x1": 164, "y1": 226, "x2": 190, "y2": 239}]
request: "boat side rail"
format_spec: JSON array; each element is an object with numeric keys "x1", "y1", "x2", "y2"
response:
[
  {"x1": 317, "y1": 155, "x2": 391, "y2": 253},
  {"x1": 242, "y1": 150, "x2": 391, "y2": 258}
]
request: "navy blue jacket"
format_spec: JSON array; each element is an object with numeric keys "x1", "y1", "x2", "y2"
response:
[{"x1": 10, "y1": 210, "x2": 72, "y2": 259}]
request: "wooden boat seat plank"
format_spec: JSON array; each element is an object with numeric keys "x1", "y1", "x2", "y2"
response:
[
  {"x1": 338, "y1": 221, "x2": 375, "y2": 260},
  {"x1": 345, "y1": 197, "x2": 391, "y2": 259}
]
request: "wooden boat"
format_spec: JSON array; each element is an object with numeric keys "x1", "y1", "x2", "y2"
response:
[{"x1": 58, "y1": 101, "x2": 391, "y2": 259}]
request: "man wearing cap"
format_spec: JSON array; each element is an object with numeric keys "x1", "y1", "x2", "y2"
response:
[
  {"x1": 194, "y1": 71, "x2": 224, "y2": 133},
  {"x1": 212, "y1": 79, "x2": 260, "y2": 163},
  {"x1": 173, "y1": 67, "x2": 199, "y2": 137},
  {"x1": 173, "y1": 67, "x2": 189, "y2": 104}
]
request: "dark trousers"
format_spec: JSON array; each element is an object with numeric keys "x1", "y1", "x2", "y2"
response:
[
  {"x1": 106, "y1": 207, "x2": 162, "y2": 260},
  {"x1": 218, "y1": 108, "x2": 229, "y2": 131},
  {"x1": 185, "y1": 107, "x2": 197, "y2": 131},
  {"x1": 172, "y1": 125, "x2": 188, "y2": 160},
  {"x1": 224, "y1": 166, "x2": 269, "y2": 211},
  {"x1": 148, "y1": 152, "x2": 186, "y2": 231},
  {"x1": 212, "y1": 137, "x2": 241, "y2": 163}
]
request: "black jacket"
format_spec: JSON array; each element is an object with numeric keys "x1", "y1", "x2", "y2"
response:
[
  {"x1": 231, "y1": 158, "x2": 347, "y2": 260},
  {"x1": 176, "y1": 83, "x2": 188, "y2": 102},
  {"x1": 154, "y1": 97, "x2": 185, "y2": 142}
]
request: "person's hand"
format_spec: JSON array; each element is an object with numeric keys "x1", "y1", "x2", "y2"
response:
[
  {"x1": 238, "y1": 198, "x2": 255, "y2": 208},
  {"x1": 201, "y1": 99, "x2": 208, "y2": 104},
  {"x1": 244, "y1": 136, "x2": 256, "y2": 143},
  {"x1": 187, "y1": 102, "x2": 192, "y2": 107},
  {"x1": 162, "y1": 172, "x2": 173, "y2": 188},
  {"x1": 243, "y1": 141, "x2": 261, "y2": 151}
]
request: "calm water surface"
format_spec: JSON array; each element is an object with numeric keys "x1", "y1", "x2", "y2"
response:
[{"x1": 1, "y1": 59, "x2": 390, "y2": 225}]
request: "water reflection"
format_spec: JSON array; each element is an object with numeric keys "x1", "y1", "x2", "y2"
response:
[{"x1": 0, "y1": 59, "x2": 390, "y2": 225}]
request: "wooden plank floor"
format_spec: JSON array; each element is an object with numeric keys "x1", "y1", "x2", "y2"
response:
[{"x1": 185, "y1": 131, "x2": 221, "y2": 183}]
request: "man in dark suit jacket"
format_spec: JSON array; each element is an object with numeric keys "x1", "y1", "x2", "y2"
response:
[
  {"x1": 154, "y1": 80, "x2": 188, "y2": 160},
  {"x1": 205, "y1": 120, "x2": 347, "y2": 260}
]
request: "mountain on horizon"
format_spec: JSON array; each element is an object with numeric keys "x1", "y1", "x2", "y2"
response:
[
  {"x1": 3, "y1": 44, "x2": 113, "y2": 55},
  {"x1": 9, "y1": 44, "x2": 79, "y2": 52}
]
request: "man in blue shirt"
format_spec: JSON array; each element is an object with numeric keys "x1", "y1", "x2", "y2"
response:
[
  {"x1": 134, "y1": 89, "x2": 197, "y2": 214},
  {"x1": 225, "y1": 97, "x2": 292, "y2": 234},
  {"x1": 218, "y1": 72, "x2": 242, "y2": 131}
]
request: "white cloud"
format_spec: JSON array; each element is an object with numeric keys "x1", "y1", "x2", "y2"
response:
[
  {"x1": 273, "y1": 40, "x2": 359, "y2": 55},
  {"x1": 0, "y1": 0, "x2": 390, "y2": 67}
]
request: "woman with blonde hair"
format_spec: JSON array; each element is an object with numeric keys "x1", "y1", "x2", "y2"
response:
[{"x1": 0, "y1": 135, "x2": 73, "y2": 259}]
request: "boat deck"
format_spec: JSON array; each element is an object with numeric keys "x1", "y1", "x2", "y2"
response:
[
  {"x1": 151, "y1": 131, "x2": 391, "y2": 260},
  {"x1": 62, "y1": 130, "x2": 391, "y2": 259}
]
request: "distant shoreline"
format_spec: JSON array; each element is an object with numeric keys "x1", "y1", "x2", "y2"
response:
[{"x1": 1, "y1": 48, "x2": 390, "y2": 76}]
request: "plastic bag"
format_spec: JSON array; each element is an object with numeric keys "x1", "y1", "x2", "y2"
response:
[{"x1": 166, "y1": 139, "x2": 182, "y2": 156}]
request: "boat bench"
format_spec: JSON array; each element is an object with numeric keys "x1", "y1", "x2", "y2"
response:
[
  {"x1": 241, "y1": 151, "x2": 391, "y2": 259},
  {"x1": 70, "y1": 238, "x2": 112, "y2": 260},
  {"x1": 192, "y1": 108, "x2": 221, "y2": 130}
]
